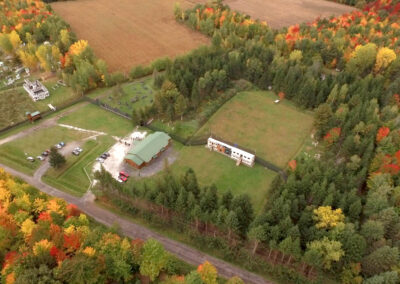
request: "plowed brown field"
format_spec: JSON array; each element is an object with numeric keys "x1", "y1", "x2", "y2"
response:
[
  {"x1": 52, "y1": 0, "x2": 209, "y2": 72},
  {"x1": 225, "y1": 0, "x2": 355, "y2": 29}
]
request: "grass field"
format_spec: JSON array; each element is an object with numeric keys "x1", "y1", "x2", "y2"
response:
[
  {"x1": 87, "y1": 77, "x2": 155, "y2": 115},
  {"x1": 0, "y1": 79, "x2": 79, "y2": 129},
  {"x1": 134, "y1": 144, "x2": 276, "y2": 212},
  {"x1": 58, "y1": 103, "x2": 134, "y2": 137},
  {"x1": 150, "y1": 119, "x2": 200, "y2": 141},
  {"x1": 51, "y1": 0, "x2": 209, "y2": 72},
  {"x1": 0, "y1": 126, "x2": 90, "y2": 175},
  {"x1": 195, "y1": 91, "x2": 314, "y2": 168},
  {"x1": 225, "y1": 0, "x2": 355, "y2": 29},
  {"x1": 44, "y1": 136, "x2": 115, "y2": 196}
]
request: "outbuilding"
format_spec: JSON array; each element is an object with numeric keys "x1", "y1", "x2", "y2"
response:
[
  {"x1": 124, "y1": 132, "x2": 171, "y2": 169},
  {"x1": 26, "y1": 111, "x2": 41, "y2": 122},
  {"x1": 207, "y1": 137, "x2": 255, "y2": 167}
]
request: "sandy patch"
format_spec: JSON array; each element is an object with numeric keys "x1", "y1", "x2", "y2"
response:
[{"x1": 92, "y1": 131, "x2": 148, "y2": 180}]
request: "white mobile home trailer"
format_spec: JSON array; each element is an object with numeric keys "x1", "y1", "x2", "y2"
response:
[{"x1": 207, "y1": 137, "x2": 255, "y2": 167}]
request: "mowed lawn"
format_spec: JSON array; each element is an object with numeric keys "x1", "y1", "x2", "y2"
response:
[
  {"x1": 44, "y1": 136, "x2": 115, "y2": 196},
  {"x1": 224, "y1": 0, "x2": 355, "y2": 29},
  {"x1": 58, "y1": 104, "x2": 134, "y2": 137},
  {"x1": 136, "y1": 144, "x2": 276, "y2": 212},
  {"x1": 195, "y1": 91, "x2": 314, "y2": 168},
  {"x1": 0, "y1": 126, "x2": 90, "y2": 175},
  {"x1": 51, "y1": 0, "x2": 209, "y2": 72}
]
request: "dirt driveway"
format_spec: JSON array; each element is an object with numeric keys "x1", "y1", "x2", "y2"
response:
[{"x1": 0, "y1": 102, "x2": 88, "y2": 146}]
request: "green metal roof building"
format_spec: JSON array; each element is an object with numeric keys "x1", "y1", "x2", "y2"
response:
[{"x1": 124, "y1": 132, "x2": 171, "y2": 169}]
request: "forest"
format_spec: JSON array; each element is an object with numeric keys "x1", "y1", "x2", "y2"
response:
[{"x1": 0, "y1": 168, "x2": 245, "y2": 283}]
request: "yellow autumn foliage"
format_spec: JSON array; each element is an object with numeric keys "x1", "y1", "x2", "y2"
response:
[
  {"x1": 82, "y1": 246, "x2": 96, "y2": 257},
  {"x1": 69, "y1": 40, "x2": 88, "y2": 56},
  {"x1": 33, "y1": 239, "x2": 53, "y2": 255},
  {"x1": 8, "y1": 30, "x2": 21, "y2": 49},
  {"x1": 313, "y1": 206, "x2": 344, "y2": 229},
  {"x1": 20, "y1": 218, "x2": 35, "y2": 237},
  {"x1": 198, "y1": 261, "x2": 218, "y2": 284},
  {"x1": 374, "y1": 47, "x2": 396, "y2": 72},
  {"x1": 17, "y1": 50, "x2": 38, "y2": 70}
]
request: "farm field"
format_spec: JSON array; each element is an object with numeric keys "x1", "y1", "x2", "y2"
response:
[
  {"x1": 58, "y1": 103, "x2": 134, "y2": 137},
  {"x1": 44, "y1": 136, "x2": 115, "y2": 196},
  {"x1": 87, "y1": 77, "x2": 155, "y2": 116},
  {"x1": 51, "y1": 0, "x2": 210, "y2": 72},
  {"x1": 133, "y1": 144, "x2": 276, "y2": 212},
  {"x1": 0, "y1": 79, "x2": 79, "y2": 129},
  {"x1": 0, "y1": 126, "x2": 90, "y2": 175},
  {"x1": 195, "y1": 91, "x2": 314, "y2": 168},
  {"x1": 224, "y1": 0, "x2": 355, "y2": 29}
]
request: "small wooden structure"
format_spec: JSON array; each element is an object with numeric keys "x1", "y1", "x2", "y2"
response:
[{"x1": 26, "y1": 111, "x2": 41, "y2": 122}]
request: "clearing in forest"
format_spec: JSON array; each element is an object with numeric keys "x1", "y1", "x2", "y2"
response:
[
  {"x1": 224, "y1": 0, "x2": 355, "y2": 29},
  {"x1": 195, "y1": 91, "x2": 314, "y2": 168},
  {"x1": 51, "y1": 0, "x2": 210, "y2": 72}
]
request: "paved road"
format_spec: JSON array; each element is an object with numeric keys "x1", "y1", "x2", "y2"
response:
[{"x1": 0, "y1": 163, "x2": 270, "y2": 284}]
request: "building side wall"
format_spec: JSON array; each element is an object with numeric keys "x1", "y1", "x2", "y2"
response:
[
  {"x1": 125, "y1": 139, "x2": 172, "y2": 169},
  {"x1": 207, "y1": 138, "x2": 255, "y2": 167}
]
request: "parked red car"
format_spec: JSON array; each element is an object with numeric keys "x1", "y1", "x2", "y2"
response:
[
  {"x1": 119, "y1": 171, "x2": 129, "y2": 178},
  {"x1": 119, "y1": 175, "x2": 128, "y2": 182}
]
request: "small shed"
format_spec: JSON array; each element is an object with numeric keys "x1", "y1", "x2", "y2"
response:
[{"x1": 26, "y1": 111, "x2": 41, "y2": 122}]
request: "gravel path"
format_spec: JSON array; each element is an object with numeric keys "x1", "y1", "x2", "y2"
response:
[
  {"x1": 0, "y1": 102, "x2": 88, "y2": 146},
  {"x1": 0, "y1": 162, "x2": 271, "y2": 284}
]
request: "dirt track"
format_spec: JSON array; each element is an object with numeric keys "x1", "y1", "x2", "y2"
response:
[
  {"x1": 51, "y1": 0, "x2": 210, "y2": 72},
  {"x1": 0, "y1": 102, "x2": 87, "y2": 146},
  {"x1": 225, "y1": 0, "x2": 355, "y2": 29},
  {"x1": 0, "y1": 162, "x2": 272, "y2": 284}
]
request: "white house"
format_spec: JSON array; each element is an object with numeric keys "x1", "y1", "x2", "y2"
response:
[
  {"x1": 23, "y1": 79, "x2": 49, "y2": 101},
  {"x1": 207, "y1": 137, "x2": 255, "y2": 167}
]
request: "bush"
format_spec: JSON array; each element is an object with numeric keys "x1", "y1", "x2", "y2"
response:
[
  {"x1": 130, "y1": 65, "x2": 152, "y2": 79},
  {"x1": 151, "y1": 57, "x2": 171, "y2": 72},
  {"x1": 153, "y1": 73, "x2": 166, "y2": 89}
]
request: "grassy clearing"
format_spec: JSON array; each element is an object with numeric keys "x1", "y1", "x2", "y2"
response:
[
  {"x1": 195, "y1": 91, "x2": 314, "y2": 168},
  {"x1": 58, "y1": 103, "x2": 134, "y2": 137},
  {"x1": 0, "y1": 126, "x2": 90, "y2": 175},
  {"x1": 0, "y1": 79, "x2": 79, "y2": 129},
  {"x1": 44, "y1": 136, "x2": 115, "y2": 196},
  {"x1": 133, "y1": 144, "x2": 276, "y2": 213},
  {"x1": 88, "y1": 77, "x2": 155, "y2": 115},
  {"x1": 172, "y1": 146, "x2": 276, "y2": 212},
  {"x1": 150, "y1": 119, "x2": 200, "y2": 141}
]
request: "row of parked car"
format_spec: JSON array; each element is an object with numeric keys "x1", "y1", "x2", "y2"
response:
[
  {"x1": 26, "y1": 142, "x2": 66, "y2": 162},
  {"x1": 96, "y1": 152, "x2": 110, "y2": 163},
  {"x1": 72, "y1": 147, "x2": 83, "y2": 156}
]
